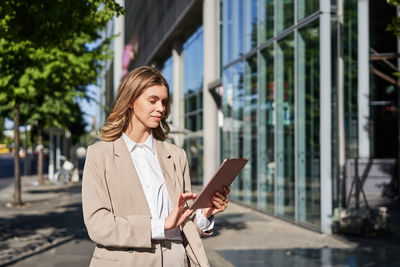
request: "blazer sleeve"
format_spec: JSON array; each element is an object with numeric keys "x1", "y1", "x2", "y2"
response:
[
  {"x1": 82, "y1": 145, "x2": 152, "y2": 248},
  {"x1": 179, "y1": 148, "x2": 213, "y2": 237}
]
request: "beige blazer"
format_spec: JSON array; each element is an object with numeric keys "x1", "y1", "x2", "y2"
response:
[{"x1": 82, "y1": 135, "x2": 211, "y2": 267}]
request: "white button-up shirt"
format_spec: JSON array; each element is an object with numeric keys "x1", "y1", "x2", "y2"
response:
[{"x1": 122, "y1": 133, "x2": 214, "y2": 240}]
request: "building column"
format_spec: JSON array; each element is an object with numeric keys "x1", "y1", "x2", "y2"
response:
[
  {"x1": 172, "y1": 43, "x2": 185, "y2": 147},
  {"x1": 358, "y1": 0, "x2": 370, "y2": 159},
  {"x1": 320, "y1": 0, "x2": 333, "y2": 234},
  {"x1": 113, "y1": 0, "x2": 125, "y2": 94},
  {"x1": 203, "y1": 0, "x2": 220, "y2": 184}
]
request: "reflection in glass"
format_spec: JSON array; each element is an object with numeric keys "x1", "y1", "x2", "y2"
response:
[
  {"x1": 277, "y1": 0, "x2": 294, "y2": 33},
  {"x1": 222, "y1": 67, "x2": 233, "y2": 163},
  {"x1": 232, "y1": 0, "x2": 244, "y2": 59},
  {"x1": 244, "y1": 55, "x2": 258, "y2": 207},
  {"x1": 297, "y1": 22, "x2": 320, "y2": 227},
  {"x1": 330, "y1": 12, "x2": 340, "y2": 214},
  {"x1": 276, "y1": 34, "x2": 295, "y2": 219},
  {"x1": 183, "y1": 26, "x2": 204, "y2": 184},
  {"x1": 161, "y1": 56, "x2": 174, "y2": 125},
  {"x1": 343, "y1": 0, "x2": 358, "y2": 157},
  {"x1": 223, "y1": 0, "x2": 232, "y2": 65},
  {"x1": 184, "y1": 137, "x2": 203, "y2": 185},
  {"x1": 259, "y1": 45, "x2": 275, "y2": 213},
  {"x1": 161, "y1": 56, "x2": 173, "y2": 95},
  {"x1": 244, "y1": 0, "x2": 257, "y2": 53},
  {"x1": 183, "y1": 26, "x2": 204, "y2": 132},
  {"x1": 231, "y1": 62, "x2": 244, "y2": 201},
  {"x1": 183, "y1": 27, "x2": 203, "y2": 95},
  {"x1": 259, "y1": 0, "x2": 274, "y2": 43},
  {"x1": 297, "y1": 0, "x2": 319, "y2": 21}
]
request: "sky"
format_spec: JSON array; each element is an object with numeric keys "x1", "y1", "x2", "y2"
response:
[{"x1": 80, "y1": 84, "x2": 101, "y2": 131}]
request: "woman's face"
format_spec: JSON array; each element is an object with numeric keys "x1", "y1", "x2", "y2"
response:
[{"x1": 131, "y1": 84, "x2": 169, "y2": 130}]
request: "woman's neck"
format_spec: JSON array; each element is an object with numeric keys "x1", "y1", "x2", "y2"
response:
[{"x1": 124, "y1": 124, "x2": 151, "y2": 143}]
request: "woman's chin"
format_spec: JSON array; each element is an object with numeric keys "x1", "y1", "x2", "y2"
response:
[{"x1": 147, "y1": 123, "x2": 160, "y2": 129}]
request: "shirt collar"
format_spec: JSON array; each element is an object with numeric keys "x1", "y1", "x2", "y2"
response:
[{"x1": 122, "y1": 132, "x2": 155, "y2": 154}]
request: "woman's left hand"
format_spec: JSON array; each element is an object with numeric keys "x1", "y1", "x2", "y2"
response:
[{"x1": 201, "y1": 186, "x2": 230, "y2": 219}]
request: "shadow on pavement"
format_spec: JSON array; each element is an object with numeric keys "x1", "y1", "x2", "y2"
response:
[
  {"x1": 24, "y1": 185, "x2": 82, "y2": 195},
  {"x1": 0, "y1": 184, "x2": 89, "y2": 265},
  {"x1": 210, "y1": 213, "x2": 247, "y2": 237}
]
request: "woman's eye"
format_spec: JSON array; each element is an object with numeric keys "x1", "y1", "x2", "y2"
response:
[{"x1": 149, "y1": 100, "x2": 156, "y2": 104}]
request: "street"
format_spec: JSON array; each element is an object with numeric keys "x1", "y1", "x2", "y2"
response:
[
  {"x1": 0, "y1": 153, "x2": 48, "y2": 190},
  {"x1": 0, "y1": 154, "x2": 21, "y2": 190},
  {"x1": 0, "y1": 154, "x2": 20, "y2": 180}
]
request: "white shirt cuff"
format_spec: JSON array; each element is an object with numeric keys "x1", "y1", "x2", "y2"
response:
[
  {"x1": 151, "y1": 218, "x2": 166, "y2": 239},
  {"x1": 196, "y1": 209, "x2": 214, "y2": 231}
]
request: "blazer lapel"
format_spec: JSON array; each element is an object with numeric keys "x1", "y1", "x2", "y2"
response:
[
  {"x1": 113, "y1": 136, "x2": 151, "y2": 215},
  {"x1": 155, "y1": 140, "x2": 180, "y2": 206}
]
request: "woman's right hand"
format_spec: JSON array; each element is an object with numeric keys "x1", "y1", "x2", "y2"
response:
[{"x1": 164, "y1": 192, "x2": 197, "y2": 230}]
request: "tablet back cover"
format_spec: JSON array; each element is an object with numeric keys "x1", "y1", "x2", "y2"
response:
[{"x1": 189, "y1": 158, "x2": 248, "y2": 210}]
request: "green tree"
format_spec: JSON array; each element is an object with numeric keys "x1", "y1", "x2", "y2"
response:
[{"x1": 0, "y1": 0, "x2": 124, "y2": 205}]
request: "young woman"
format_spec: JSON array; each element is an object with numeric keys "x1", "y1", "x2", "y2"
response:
[{"x1": 82, "y1": 66, "x2": 229, "y2": 267}]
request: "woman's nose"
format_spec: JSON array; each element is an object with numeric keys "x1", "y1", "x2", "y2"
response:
[{"x1": 156, "y1": 101, "x2": 165, "y2": 112}]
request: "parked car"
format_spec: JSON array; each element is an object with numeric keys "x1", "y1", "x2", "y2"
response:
[{"x1": 0, "y1": 144, "x2": 10, "y2": 154}]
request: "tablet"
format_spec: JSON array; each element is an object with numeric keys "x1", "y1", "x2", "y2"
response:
[{"x1": 189, "y1": 158, "x2": 248, "y2": 210}]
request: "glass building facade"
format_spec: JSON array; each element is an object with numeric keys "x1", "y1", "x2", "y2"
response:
[
  {"x1": 222, "y1": 0, "x2": 321, "y2": 228},
  {"x1": 125, "y1": 0, "x2": 399, "y2": 233},
  {"x1": 183, "y1": 27, "x2": 204, "y2": 185},
  {"x1": 161, "y1": 56, "x2": 173, "y2": 97}
]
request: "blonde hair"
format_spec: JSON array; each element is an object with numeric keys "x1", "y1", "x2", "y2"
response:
[{"x1": 99, "y1": 66, "x2": 171, "y2": 142}]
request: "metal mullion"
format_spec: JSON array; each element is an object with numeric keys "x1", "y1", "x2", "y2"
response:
[
  {"x1": 319, "y1": 0, "x2": 332, "y2": 234},
  {"x1": 273, "y1": 0, "x2": 278, "y2": 217},
  {"x1": 294, "y1": 0, "x2": 299, "y2": 225},
  {"x1": 256, "y1": 0, "x2": 262, "y2": 211}
]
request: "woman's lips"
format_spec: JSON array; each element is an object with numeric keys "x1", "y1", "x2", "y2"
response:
[{"x1": 151, "y1": 116, "x2": 161, "y2": 121}]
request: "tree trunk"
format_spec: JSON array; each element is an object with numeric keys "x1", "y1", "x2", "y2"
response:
[
  {"x1": 38, "y1": 123, "x2": 44, "y2": 185},
  {"x1": 13, "y1": 102, "x2": 22, "y2": 205}
]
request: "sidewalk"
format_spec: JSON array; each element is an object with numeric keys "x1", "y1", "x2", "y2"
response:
[
  {"x1": 1, "y1": 176, "x2": 400, "y2": 266},
  {"x1": 0, "y1": 176, "x2": 91, "y2": 266}
]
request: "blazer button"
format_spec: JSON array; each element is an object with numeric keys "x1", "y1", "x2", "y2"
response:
[{"x1": 128, "y1": 248, "x2": 133, "y2": 253}]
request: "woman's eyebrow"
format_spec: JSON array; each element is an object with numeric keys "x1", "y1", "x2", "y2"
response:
[{"x1": 148, "y1": 95, "x2": 168, "y2": 101}]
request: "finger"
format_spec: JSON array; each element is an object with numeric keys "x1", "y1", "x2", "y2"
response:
[
  {"x1": 212, "y1": 199, "x2": 223, "y2": 210},
  {"x1": 215, "y1": 191, "x2": 226, "y2": 201},
  {"x1": 178, "y1": 194, "x2": 197, "y2": 207},
  {"x1": 212, "y1": 198, "x2": 224, "y2": 208},
  {"x1": 223, "y1": 186, "x2": 230, "y2": 196},
  {"x1": 213, "y1": 196, "x2": 224, "y2": 205},
  {"x1": 181, "y1": 193, "x2": 197, "y2": 203},
  {"x1": 181, "y1": 192, "x2": 197, "y2": 198},
  {"x1": 215, "y1": 197, "x2": 229, "y2": 208}
]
